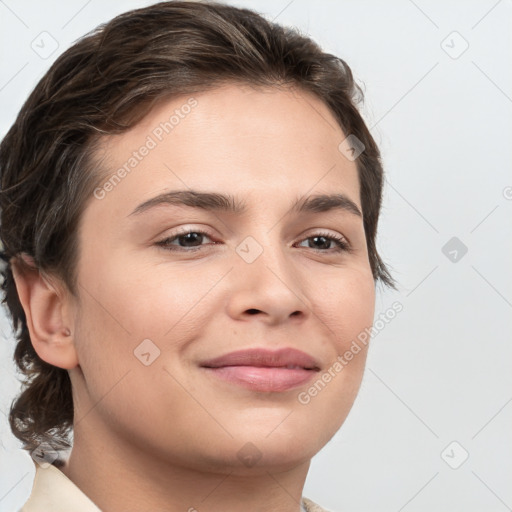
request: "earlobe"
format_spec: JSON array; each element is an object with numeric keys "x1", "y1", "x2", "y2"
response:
[{"x1": 10, "y1": 253, "x2": 79, "y2": 370}]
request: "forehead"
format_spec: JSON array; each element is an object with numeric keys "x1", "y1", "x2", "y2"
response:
[{"x1": 89, "y1": 83, "x2": 361, "y2": 219}]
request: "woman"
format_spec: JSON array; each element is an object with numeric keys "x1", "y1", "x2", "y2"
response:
[{"x1": 0, "y1": 2, "x2": 396, "y2": 511}]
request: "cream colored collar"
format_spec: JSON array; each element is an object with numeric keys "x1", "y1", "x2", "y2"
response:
[{"x1": 20, "y1": 461, "x2": 101, "y2": 512}]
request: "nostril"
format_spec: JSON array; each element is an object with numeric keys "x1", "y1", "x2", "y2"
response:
[{"x1": 247, "y1": 309, "x2": 260, "y2": 315}]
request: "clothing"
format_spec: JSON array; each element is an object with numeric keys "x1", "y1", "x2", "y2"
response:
[
  {"x1": 19, "y1": 461, "x2": 101, "y2": 512},
  {"x1": 20, "y1": 461, "x2": 330, "y2": 512}
]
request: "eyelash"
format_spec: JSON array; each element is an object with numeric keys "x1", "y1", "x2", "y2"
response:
[{"x1": 155, "y1": 228, "x2": 352, "y2": 254}]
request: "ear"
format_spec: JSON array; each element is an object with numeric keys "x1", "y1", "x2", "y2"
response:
[{"x1": 10, "y1": 253, "x2": 79, "y2": 370}]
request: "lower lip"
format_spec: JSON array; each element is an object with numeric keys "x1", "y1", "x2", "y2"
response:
[{"x1": 202, "y1": 366, "x2": 317, "y2": 392}]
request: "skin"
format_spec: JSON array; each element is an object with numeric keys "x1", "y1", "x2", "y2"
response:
[{"x1": 12, "y1": 83, "x2": 376, "y2": 512}]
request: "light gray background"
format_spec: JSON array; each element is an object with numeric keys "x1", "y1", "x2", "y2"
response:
[{"x1": 1, "y1": 1, "x2": 511, "y2": 511}]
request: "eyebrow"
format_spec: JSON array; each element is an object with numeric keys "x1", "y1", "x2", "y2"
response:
[{"x1": 128, "y1": 190, "x2": 362, "y2": 219}]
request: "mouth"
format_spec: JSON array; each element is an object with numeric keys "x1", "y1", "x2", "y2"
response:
[{"x1": 199, "y1": 347, "x2": 321, "y2": 392}]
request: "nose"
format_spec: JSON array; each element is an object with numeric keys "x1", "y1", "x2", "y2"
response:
[{"x1": 225, "y1": 233, "x2": 310, "y2": 325}]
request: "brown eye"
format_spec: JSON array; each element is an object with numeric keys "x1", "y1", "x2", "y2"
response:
[
  {"x1": 156, "y1": 230, "x2": 215, "y2": 251},
  {"x1": 296, "y1": 232, "x2": 351, "y2": 253}
]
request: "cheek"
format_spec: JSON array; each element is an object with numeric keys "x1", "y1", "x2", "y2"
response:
[
  {"x1": 314, "y1": 267, "x2": 376, "y2": 353},
  {"x1": 71, "y1": 257, "x2": 220, "y2": 397},
  {"x1": 78, "y1": 249, "x2": 207, "y2": 337},
  {"x1": 287, "y1": 271, "x2": 375, "y2": 449},
  {"x1": 113, "y1": 262, "x2": 222, "y2": 339}
]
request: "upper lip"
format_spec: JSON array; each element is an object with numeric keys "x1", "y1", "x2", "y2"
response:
[{"x1": 200, "y1": 348, "x2": 321, "y2": 370}]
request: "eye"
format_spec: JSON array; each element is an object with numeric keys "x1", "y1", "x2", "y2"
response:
[
  {"x1": 155, "y1": 229, "x2": 215, "y2": 252},
  {"x1": 156, "y1": 228, "x2": 351, "y2": 254},
  {"x1": 296, "y1": 231, "x2": 351, "y2": 253}
]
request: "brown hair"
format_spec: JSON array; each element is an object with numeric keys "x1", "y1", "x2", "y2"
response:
[{"x1": 0, "y1": 0, "x2": 396, "y2": 465}]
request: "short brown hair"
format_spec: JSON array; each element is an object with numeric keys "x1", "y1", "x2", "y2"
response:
[{"x1": 0, "y1": 0, "x2": 396, "y2": 465}]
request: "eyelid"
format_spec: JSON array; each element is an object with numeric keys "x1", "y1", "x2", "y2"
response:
[
  {"x1": 154, "y1": 226, "x2": 216, "y2": 249},
  {"x1": 298, "y1": 229, "x2": 352, "y2": 253},
  {"x1": 155, "y1": 225, "x2": 352, "y2": 253}
]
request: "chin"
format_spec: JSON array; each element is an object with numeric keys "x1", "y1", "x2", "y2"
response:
[
  {"x1": 236, "y1": 426, "x2": 328, "y2": 468},
  {"x1": 201, "y1": 438, "x2": 316, "y2": 476}
]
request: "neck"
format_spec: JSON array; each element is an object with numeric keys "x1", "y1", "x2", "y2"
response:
[{"x1": 61, "y1": 423, "x2": 311, "y2": 512}]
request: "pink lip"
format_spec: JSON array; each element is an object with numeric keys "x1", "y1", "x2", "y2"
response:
[{"x1": 200, "y1": 348, "x2": 321, "y2": 392}]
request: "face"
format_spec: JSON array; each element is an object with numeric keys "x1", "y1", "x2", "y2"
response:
[{"x1": 68, "y1": 83, "x2": 375, "y2": 474}]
